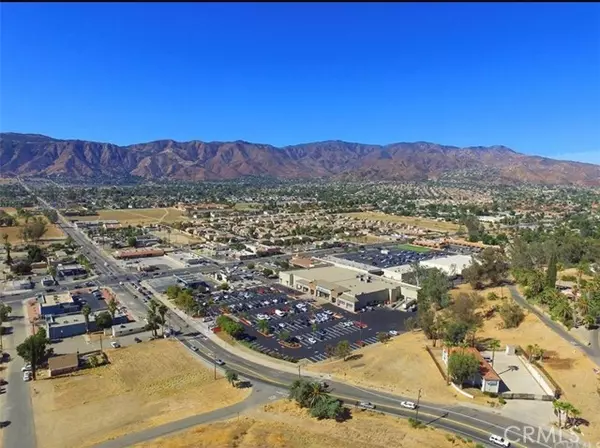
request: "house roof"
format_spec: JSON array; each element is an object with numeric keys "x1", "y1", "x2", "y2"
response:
[{"x1": 48, "y1": 353, "x2": 79, "y2": 371}]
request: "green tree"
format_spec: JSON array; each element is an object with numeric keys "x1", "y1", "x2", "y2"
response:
[
  {"x1": 127, "y1": 236, "x2": 137, "y2": 247},
  {"x1": 310, "y1": 395, "x2": 344, "y2": 420},
  {"x1": 546, "y1": 251, "x2": 558, "y2": 289},
  {"x1": 0, "y1": 303, "x2": 12, "y2": 324},
  {"x1": 498, "y1": 301, "x2": 525, "y2": 328},
  {"x1": 225, "y1": 369, "x2": 238, "y2": 387},
  {"x1": 16, "y1": 328, "x2": 51, "y2": 380},
  {"x1": 257, "y1": 319, "x2": 270, "y2": 335},
  {"x1": 2, "y1": 233, "x2": 12, "y2": 265},
  {"x1": 48, "y1": 265, "x2": 57, "y2": 278},
  {"x1": 447, "y1": 351, "x2": 480, "y2": 387},
  {"x1": 335, "y1": 340, "x2": 352, "y2": 361},
  {"x1": 444, "y1": 321, "x2": 470, "y2": 345},
  {"x1": 81, "y1": 304, "x2": 92, "y2": 333},
  {"x1": 218, "y1": 282, "x2": 230, "y2": 291},
  {"x1": 95, "y1": 311, "x2": 113, "y2": 329},
  {"x1": 417, "y1": 268, "x2": 451, "y2": 309},
  {"x1": 279, "y1": 330, "x2": 291, "y2": 343},
  {"x1": 157, "y1": 303, "x2": 168, "y2": 336},
  {"x1": 489, "y1": 339, "x2": 501, "y2": 365},
  {"x1": 107, "y1": 299, "x2": 118, "y2": 319}
]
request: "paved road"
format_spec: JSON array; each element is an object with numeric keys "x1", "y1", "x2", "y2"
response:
[
  {"x1": 1, "y1": 311, "x2": 36, "y2": 448},
  {"x1": 509, "y1": 285, "x2": 600, "y2": 367}
]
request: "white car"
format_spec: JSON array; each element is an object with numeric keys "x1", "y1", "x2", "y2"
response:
[
  {"x1": 21, "y1": 364, "x2": 32, "y2": 372},
  {"x1": 400, "y1": 400, "x2": 417, "y2": 409},
  {"x1": 307, "y1": 337, "x2": 317, "y2": 345},
  {"x1": 111, "y1": 341, "x2": 121, "y2": 348},
  {"x1": 356, "y1": 401, "x2": 376, "y2": 410},
  {"x1": 489, "y1": 434, "x2": 510, "y2": 447},
  {"x1": 23, "y1": 371, "x2": 32, "y2": 382},
  {"x1": 388, "y1": 330, "x2": 399, "y2": 337}
]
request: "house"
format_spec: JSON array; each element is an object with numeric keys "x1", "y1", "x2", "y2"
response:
[
  {"x1": 48, "y1": 353, "x2": 79, "y2": 377},
  {"x1": 442, "y1": 346, "x2": 501, "y2": 394}
]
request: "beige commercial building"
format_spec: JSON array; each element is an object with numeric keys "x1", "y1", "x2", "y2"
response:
[{"x1": 279, "y1": 265, "x2": 402, "y2": 312}]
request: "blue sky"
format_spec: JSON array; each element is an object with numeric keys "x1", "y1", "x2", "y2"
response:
[{"x1": 1, "y1": 3, "x2": 599, "y2": 164}]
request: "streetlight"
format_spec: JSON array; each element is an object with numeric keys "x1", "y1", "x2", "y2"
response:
[{"x1": 415, "y1": 388, "x2": 422, "y2": 422}]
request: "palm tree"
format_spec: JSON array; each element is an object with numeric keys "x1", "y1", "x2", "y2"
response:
[
  {"x1": 107, "y1": 299, "x2": 118, "y2": 319},
  {"x1": 157, "y1": 304, "x2": 168, "y2": 336},
  {"x1": 81, "y1": 305, "x2": 92, "y2": 333},
  {"x1": 225, "y1": 369, "x2": 238, "y2": 387},
  {"x1": 257, "y1": 319, "x2": 269, "y2": 335},
  {"x1": 307, "y1": 381, "x2": 326, "y2": 407},
  {"x1": 489, "y1": 339, "x2": 501, "y2": 365},
  {"x1": 526, "y1": 344, "x2": 535, "y2": 362},
  {"x1": 553, "y1": 401, "x2": 564, "y2": 428}
]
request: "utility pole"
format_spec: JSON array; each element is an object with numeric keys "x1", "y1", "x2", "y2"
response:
[
  {"x1": 415, "y1": 388, "x2": 422, "y2": 422},
  {"x1": 297, "y1": 364, "x2": 301, "y2": 379}
]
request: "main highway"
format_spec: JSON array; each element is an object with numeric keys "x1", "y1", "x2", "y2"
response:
[{"x1": 10, "y1": 181, "x2": 573, "y2": 448}]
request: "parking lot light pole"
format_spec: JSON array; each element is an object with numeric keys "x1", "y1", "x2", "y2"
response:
[{"x1": 415, "y1": 388, "x2": 422, "y2": 422}]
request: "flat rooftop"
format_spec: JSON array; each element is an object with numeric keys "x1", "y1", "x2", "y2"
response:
[
  {"x1": 419, "y1": 254, "x2": 473, "y2": 275},
  {"x1": 50, "y1": 313, "x2": 86, "y2": 327},
  {"x1": 291, "y1": 265, "x2": 399, "y2": 296},
  {"x1": 42, "y1": 292, "x2": 74, "y2": 306}
]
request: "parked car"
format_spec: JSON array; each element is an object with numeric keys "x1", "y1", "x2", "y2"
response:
[
  {"x1": 400, "y1": 401, "x2": 417, "y2": 409},
  {"x1": 307, "y1": 337, "x2": 317, "y2": 345},
  {"x1": 388, "y1": 330, "x2": 399, "y2": 336},
  {"x1": 21, "y1": 363, "x2": 32, "y2": 372},
  {"x1": 134, "y1": 337, "x2": 142, "y2": 343}
]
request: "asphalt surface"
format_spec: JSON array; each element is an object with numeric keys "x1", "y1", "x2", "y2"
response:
[
  {"x1": 1, "y1": 311, "x2": 36, "y2": 448},
  {"x1": 509, "y1": 285, "x2": 600, "y2": 367},
  {"x1": 6, "y1": 181, "x2": 585, "y2": 448}
]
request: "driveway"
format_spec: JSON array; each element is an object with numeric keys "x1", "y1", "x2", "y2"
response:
[{"x1": 509, "y1": 285, "x2": 600, "y2": 367}]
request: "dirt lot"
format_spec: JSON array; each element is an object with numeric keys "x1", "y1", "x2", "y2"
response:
[
  {"x1": 307, "y1": 331, "x2": 461, "y2": 404},
  {"x1": 135, "y1": 400, "x2": 466, "y2": 448},
  {"x1": 340, "y1": 212, "x2": 459, "y2": 232},
  {"x1": 68, "y1": 208, "x2": 187, "y2": 226},
  {"x1": 153, "y1": 229, "x2": 202, "y2": 245},
  {"x1": 0, "y1": 224, "x2": 65, "y2": 244},
  {"x1": 30, "y1": 339, "x2": 251, "y2": 448}
]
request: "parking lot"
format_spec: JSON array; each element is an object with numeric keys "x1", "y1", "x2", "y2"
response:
[
  {"x1": 207, "y1": 287, "x2": 412, "y2": 362},
  {"x1": 336, "y1": 248, "x2": 447, "y2": 269}
]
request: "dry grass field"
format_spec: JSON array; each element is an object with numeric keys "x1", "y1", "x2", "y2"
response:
[
  {"x1": 69, "y1": 208, "x2": 187, "y2": 226},
  {"x1": 135, "y1": 400, "x2": 468, "y2": 448},
  {"x1": 341, "y1": 212, "x2": 459, "y2": 232},
  {"x1": 30, "y1": 339, "x2": 251, "y2": 448},
  {"x1": 233, "y1": 202, "x2": 262, "y2": 211},
  {"x1": 307, "y1": 331, "x2": 460, "y2": 404},
  {"x1": 0, "y1": 225, "x2": 66, "y2": 244}
]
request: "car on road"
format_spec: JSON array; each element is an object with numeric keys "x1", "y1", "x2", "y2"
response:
[
  {"x1": 23, "y1": 371, "x2": 32, "y2": 382},
  {"x1": 191, "y1": 346, "x2": 198, "y2": 352},
  {"x1": 489, "y1": 434, "x2": 510, "y2": 447},
  {"x1": 21, "y1": 363, "x2": 32, "y2": 372},
  {"x1": 111, "y1": 342, "x2": 121, "y2": 348},
  {"x1": 134, "y1": 337, "x2": 142, "y2": 343},
  {"x1": 388, "y1": 330, "x2": 399, "y2": 337},
  {"x1": 356, "y1": 401, "x2": 376, "y2": 410},
  {"x1": 85, "y1": 281, "x2": 95, "y2": 287},
  {"x1": 215, "y1": 359, "x2": 225, "y2": 366},
  {"x1": 400, "y1": 401, "x2": 417, "y2": 409}
]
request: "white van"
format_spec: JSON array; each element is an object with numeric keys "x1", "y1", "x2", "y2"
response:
[
  {"x1": 274, "y1": 309, "x2": 286, "y2": 317},
  {"x1": 489, "y1": 434, "x2": 510, "y2": 447}
]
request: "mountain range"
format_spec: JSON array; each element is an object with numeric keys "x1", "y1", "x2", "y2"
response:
[{"x1": 1, "y1": 132, "x2": 599, "y2": 186}]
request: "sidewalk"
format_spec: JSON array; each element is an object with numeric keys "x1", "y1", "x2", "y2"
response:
[{"x1": 143, "y1": 282, "x2": 324, "y2": 379}]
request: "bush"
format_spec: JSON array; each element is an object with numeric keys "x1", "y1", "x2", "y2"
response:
[
  {"x1": 498, "y1": 397, "x2": 506, "y2": 405},
  {"x1": 498, "y1": 301, "x2": 525, "y2": 328},
  {"x1": 408, "y1": 417, "x2": 424, "y2": 428},
  {"x1": 560, "y1": 274, "x2": 576, "y2": 282}
]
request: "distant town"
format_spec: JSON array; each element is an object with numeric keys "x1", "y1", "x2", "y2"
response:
[{"x1": 0, "y1": 176, "x2": 599, "y2": 448}]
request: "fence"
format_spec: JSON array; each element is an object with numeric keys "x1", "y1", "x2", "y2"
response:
[
  {"x1": 501, "y1": 393, "x2": 554, "y2": 401},
  {"x1": 425, "y1": 345, "x2": 447, "y2": 381}
]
